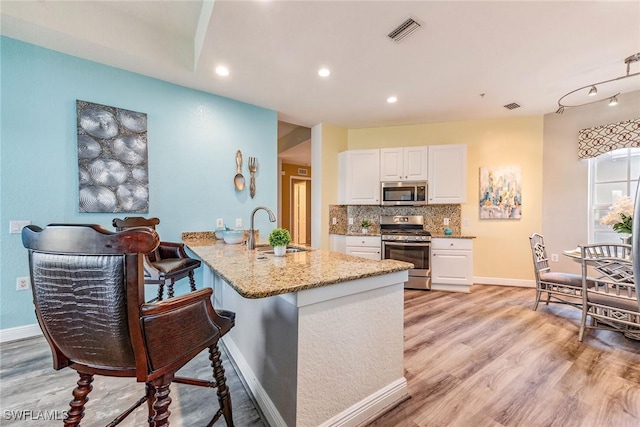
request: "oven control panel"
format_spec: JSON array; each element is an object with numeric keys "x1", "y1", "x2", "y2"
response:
[{"x1": 381, "y1": 234, "x2": 431, "y2": 242}]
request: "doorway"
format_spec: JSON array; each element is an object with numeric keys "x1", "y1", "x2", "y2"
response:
[{"x1": 290, "y1": 177, "x2": 311, "y2": 245}]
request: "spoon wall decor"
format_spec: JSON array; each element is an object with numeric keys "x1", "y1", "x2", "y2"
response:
[{"x1": 233, "y1": 150, "x2": 245, "y2": 191}]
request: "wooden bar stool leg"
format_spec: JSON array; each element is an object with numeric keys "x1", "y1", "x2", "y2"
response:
[
  {"x1": 167, "y1": 280, "x2": 175, "y2": 299},
  {"x1": 65, "y1": 372, "x2": 94, "y2": 426},
  {"x1": 157, "y1": 283, "x2": 164, "y2": 301},
  {"x1": 210, "y1": 344, "x2": 234, "y2": 426},
  {"x1": 150, "y1": 375, "x2": 173, "y2": 427},
  {"x1": 188, "y1": 271, "x2": 197, "y2": 292}
]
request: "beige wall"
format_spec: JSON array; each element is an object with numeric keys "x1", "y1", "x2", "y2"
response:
[
  {"x1": 312, "y1": 123, "x2": 348, "y2": 250},
  {"x1": 543, "y1": 89, "x2": 640, "y2": 276},
  {"x1": 314, "y1": 90, "x2": 639, "y2": 284},
  {"x1": 348, "y1": 117, "x2": 544, "y2": 283}
]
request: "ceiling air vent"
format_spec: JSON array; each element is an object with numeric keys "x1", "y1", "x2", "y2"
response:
[
  {"x1": 388, "y1": 17, "x2": 421, "y2": 43},
  {"x1": 503, "y1": 102, "x2": 521, "y2": 110}
]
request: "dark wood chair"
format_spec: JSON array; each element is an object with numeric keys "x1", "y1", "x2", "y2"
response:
[
  {"x1": 22, "y1": 224, "x2": 234, "y2": 426},
  {"x1": 112, "y1": 216, "x2": 201, "y2": 300}
]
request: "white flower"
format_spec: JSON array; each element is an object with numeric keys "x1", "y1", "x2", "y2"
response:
[{"x1": 599, "y1": 196, "x2": 633, "y2": 234}]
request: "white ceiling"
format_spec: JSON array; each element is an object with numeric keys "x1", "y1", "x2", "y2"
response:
[{"x1": 2, "y1": 0, "x2": 640, "y2": 132}]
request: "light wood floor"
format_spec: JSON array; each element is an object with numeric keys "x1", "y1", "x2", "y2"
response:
[
  {"x1": 371, "y1": 285, "x2": 640, "y2": 427},
  {"x1": 0, "y1": 337, "x2": 266, "y2": 426},
  {"x1": 2, "y1": 285, "x2": 639, "y2": 426}
]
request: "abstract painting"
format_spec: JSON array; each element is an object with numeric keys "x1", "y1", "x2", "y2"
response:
[
  {"x1": 479, "y1": 165, "x2": 522, "y2": 219},
  {"x1": 77, "y1": 100, "x2": 149, "y2": 213}
]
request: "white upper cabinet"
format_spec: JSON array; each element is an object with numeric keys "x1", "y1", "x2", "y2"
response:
[
  {"x1": 428, "y1": 144, "x2": 467, "y2": 204},
  {"x1": 380, "y1": 146, "x2": 428, "y2": 181},
  {"x1": 338, "y1": 149, "x2": 380, "y2": 205}
]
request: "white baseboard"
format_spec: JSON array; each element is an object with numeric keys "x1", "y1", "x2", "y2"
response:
[
  {"x1": 319, "y1": 377, "x2": 409, "y2": 427},
  {"x1": 222, "y1": 336, "x2": 287, "y2": 427},
  {"x1": 473, "y1": 277, "x2": 535, "y2": 288},
  {"x1": 0, "y1": 324, "x2": 42, "y2": 343},
  {"x1": 431, "y1": 283, "x2": 471, "y2": 293}
]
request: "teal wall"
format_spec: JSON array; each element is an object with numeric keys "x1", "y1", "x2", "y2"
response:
[{"x1": 0, "y1": 37, "x2": 278, "y2": 330}]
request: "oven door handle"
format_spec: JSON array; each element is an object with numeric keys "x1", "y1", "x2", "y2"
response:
[{"x1": 383, "y1": 241, "x2": 431, "y2": 247}]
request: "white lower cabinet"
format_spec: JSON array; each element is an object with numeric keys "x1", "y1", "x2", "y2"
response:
[
  {"x1": 330, "y1": 235, "x2": 381, "y2": 261},
  {"x1": 431, "y1": 238, "x2": 473, "y2": 292}
]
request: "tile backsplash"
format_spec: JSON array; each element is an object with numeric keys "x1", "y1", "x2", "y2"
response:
[{"x1": 329, "y1": 204, "x2": 461, "y2": 234}]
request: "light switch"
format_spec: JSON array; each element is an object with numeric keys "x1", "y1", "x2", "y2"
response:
[{"x1": 332, "y1": 217, "x2": 337, "y2": 225}]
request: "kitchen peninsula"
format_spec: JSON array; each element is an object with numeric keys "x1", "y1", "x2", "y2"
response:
[{"x1": 182, "y1": 233, "x2": 412, "y2": 427}]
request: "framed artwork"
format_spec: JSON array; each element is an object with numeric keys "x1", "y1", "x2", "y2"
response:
[
  {"x1": 479, "y1": 165, "x2": 522, "y2": 219},
  {"x1": 77, "y1": 100, "x2": 149, "y2": 213}
]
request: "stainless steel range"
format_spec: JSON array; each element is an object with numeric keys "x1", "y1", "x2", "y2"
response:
[{"x1": 380, "y1": 215, "x2": 431, "y2": 290}]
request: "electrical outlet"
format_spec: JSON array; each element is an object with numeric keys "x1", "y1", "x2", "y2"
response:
[
  {"x1": 348, "y1": 218, "x2": 354, "y2": 225},
  {"x1": 443, "y1": 218, "x2": 450, "y2": 226},
  {"x1": 235, "y1": 218, "x2": 242, "y2": 227},
  {"x1": 463, "y1": 218, "x2": 470, "y2": 227},
  {"x1": 332, "y1": 217, "x2": 337, "y2": 225},
  {"x1": 9, "y1": 220, "x2": 31, "y2": 234},
  {"x1": 551, "y1": 254, "x2": 559, "y2": 262},
  {"x1": 216, "y1": 218, "x2": 224, "y2": 228},
  {"x1": 16, "y1": 277, "x2": 30, "y2": 291}
]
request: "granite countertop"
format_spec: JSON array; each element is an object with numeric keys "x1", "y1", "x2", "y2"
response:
[{"x1": 182, "y1": 232, "x2": 412, "y2": 299}]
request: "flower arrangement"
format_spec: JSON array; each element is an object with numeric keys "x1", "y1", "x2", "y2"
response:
[
  {"x1": 600, "y1": 196, "x2": 633, "y2": 234},
  {"x1": 268, "y1": 228, "x2": 291, "y2": 247}
]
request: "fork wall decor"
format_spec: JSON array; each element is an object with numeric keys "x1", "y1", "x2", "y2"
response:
[{"x1": 248, "y1": 156, "x2": 257, "y2": 198}]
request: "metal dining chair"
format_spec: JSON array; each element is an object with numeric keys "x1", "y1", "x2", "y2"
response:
[{"x1": 529, "y1": 233, "x2": 594, "y2": 310}]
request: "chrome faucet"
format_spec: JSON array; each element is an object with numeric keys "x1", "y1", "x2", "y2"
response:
[{"x1": 248, "y1": 206, "x2": 276, "y2": 249}]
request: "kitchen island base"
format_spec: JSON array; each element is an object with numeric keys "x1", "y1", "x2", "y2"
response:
[{"x1": 204, "y1": 268, "x2": 409, "y2": 427}]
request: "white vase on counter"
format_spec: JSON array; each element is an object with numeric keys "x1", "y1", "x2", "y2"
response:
[{"x1": 273, "y1": 245, "x2": 287, "y2": 256}]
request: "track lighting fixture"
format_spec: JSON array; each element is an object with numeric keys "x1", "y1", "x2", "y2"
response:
[{"x1": 556, "y1": 52, "x2": 640, "y2": 114}]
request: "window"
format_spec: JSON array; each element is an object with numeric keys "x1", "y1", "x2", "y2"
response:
[{"x1": 589, "y1": 147, "x2": 640, "y2": 243}]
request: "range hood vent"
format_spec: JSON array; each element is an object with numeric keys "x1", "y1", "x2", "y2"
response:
[{"x1": 388, "y1": 17, "x2": 421, "y2": 43}]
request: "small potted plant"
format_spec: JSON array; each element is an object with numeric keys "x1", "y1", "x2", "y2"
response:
[
  {"x1": 269, "y1": 228, "x2": 292, "y2": 256},
  {"x1": 360, "y1": 219, "x2": 373, "y2": 234}
]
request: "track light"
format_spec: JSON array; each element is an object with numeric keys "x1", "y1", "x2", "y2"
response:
[{"x1": 556, "y1": 52, "x2": 639, "y2": 114}]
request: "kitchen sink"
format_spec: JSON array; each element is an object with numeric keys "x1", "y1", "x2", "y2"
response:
[{"x1": 255, "y1": 245, "x2": 307, "y2": 254}]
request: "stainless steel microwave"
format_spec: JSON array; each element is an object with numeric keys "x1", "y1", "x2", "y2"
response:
[{"x1": 380, "y1": 181, "x2": 427, "y2": 206}]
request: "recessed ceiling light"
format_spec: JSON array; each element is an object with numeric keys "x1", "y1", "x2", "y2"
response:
[
  {"x1": 387, "y1": 96, "x2": 398, "y2": 104},
  {"x1": 318, "y1": 68, "x2": 331, "y2": 77},
  {"x1": 215, "y1": 66, "x2": 230, "y2": 77}
]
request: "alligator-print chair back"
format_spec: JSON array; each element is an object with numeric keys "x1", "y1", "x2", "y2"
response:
[
  {"x1": 529, "y1": 233, "x2": 595, "y2": 311},
  {"x1": 22, "y1": 224, "x2": 233, "y2": 426},
  {"x1": 112, "y1": 216, "x2": 201, "y2": 300}
]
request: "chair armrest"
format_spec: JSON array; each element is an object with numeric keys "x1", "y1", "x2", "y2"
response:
[
  {"x1": 157, "y1": 241, "x2": 189, "y2": 259},
  {"x1": 141, "y1": 288, "x2": 212, "y2": 316},
  {"x1": 140, "y1": 288, "x2": 220, "y2": 376}
]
